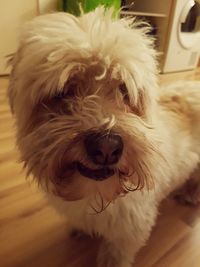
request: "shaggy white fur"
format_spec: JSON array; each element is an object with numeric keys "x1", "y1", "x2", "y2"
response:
[{"x1": 8, "y1": 7, "x2": 200, "y2": 267}]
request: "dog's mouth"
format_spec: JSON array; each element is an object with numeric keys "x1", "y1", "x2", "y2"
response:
[{"x1": 76, "y1": 162, "x2": 114, "y2": 181}]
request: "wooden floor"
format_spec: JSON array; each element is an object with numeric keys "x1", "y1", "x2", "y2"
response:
[{"x1": 0, "y1": 69, "x2": 200, "y2": 267}]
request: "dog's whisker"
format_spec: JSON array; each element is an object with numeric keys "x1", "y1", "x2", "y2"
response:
[{"x1": 89, "y1": 192, "x2": 112, "y2": 215}]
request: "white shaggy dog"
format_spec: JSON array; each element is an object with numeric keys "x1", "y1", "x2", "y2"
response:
[{"x1": 8, "y1": 7, "x2": 200, "y2": 267}]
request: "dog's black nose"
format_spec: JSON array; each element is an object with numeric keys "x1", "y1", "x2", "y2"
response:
[{"x1": 84, "y1": 132, "x2": 123, "y2": 165}]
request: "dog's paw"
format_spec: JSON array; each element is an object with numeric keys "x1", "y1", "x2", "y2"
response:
[
  {"x1": 97, "y1": 255, "x2": 117, "y2": 267},
  {"x1": 97, "y1": 256, "x2": 132, "y2": 267}
]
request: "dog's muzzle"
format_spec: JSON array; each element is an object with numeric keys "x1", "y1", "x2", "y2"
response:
[
  {"x1": 76, "y1": 162, "x2": 115, "y2": 181},
  {"x1": 75, "y1": 131, "x2": 123, "y2": 181}
]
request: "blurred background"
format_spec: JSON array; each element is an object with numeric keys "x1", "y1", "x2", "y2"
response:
[
  {"x1": 0, "y1": 1, "x2": 200, "y2": 267},
  {"x1": 1, "y1": 0, "x2": 200, "y2": 74}
]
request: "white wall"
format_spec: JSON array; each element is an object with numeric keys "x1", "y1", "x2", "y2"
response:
[
  {"x1": 0, "y1": 0, "x2": 59, "y2": 74},
  {"x1": 0, "y1": 0, "x2": 38, "y2": 74},
  {"x1": 38, "y1": 0, "x2": 57, "y2": 14}
]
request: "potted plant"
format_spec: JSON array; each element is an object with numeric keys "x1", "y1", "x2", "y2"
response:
[{"x1": 58, "y1": 0, "x2": 121, "y2": 17}]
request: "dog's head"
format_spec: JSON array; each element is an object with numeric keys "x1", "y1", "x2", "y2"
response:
[{"x1": 9, "y1": 7, "x2": 161, "y2": 209}]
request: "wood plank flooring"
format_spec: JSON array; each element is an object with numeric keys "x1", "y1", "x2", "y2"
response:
[{"x1": 0, "y1": 69, "x2": 200, "y2": 267}]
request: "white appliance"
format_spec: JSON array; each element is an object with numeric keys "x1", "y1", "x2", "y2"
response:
[{"x1": 162, "y1": 0, "x2": 200, "y2": 73}]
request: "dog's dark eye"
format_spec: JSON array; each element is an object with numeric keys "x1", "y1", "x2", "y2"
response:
[
  {"x1": 54, "y1": 91, "x2": 66, "y2": 99},
  {"x1": 54, "y1": 88, "x2": 75, "y2": 100},
  {"x1": 119, "y1": 83, "x2": 129, "y2": 103}
]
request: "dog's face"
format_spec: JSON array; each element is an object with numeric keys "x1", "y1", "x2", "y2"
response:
[{"x1": 9, "y1": 8, "x2": 160, "y2": 208}]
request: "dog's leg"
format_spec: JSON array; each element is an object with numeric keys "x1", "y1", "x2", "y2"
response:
[
  {"x1": 97, "y1": 235, "x2": 149, "y2": 267},
  {"x1": 175, "y1": 165, "x2": 200, "y2": 206},
  {"x1": 96, "y1": 215, "x2": 156, "y2": 267},
  {"x1": 97, "y1": 240, "x2": 131, "y2": 267}
]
